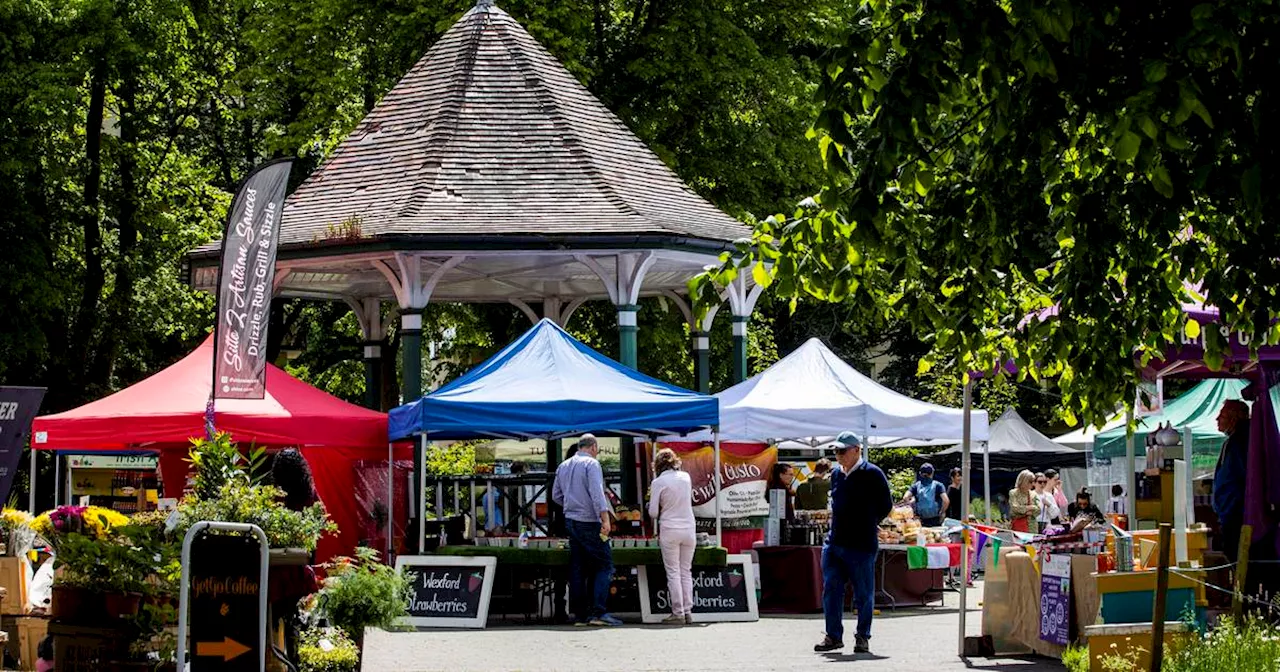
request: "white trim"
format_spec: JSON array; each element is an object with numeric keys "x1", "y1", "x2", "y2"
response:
[
  {"x1": 401, "y1": 313, "x2": 423, "y2": 330},
  {"x1": 637, "y1": 553, "x2": 758, "y2": 624},
  {"x1": 620, "y1": 251, "x2": 657, "y2": 305},
  {"x1": 699, "y1": 303, "x2": 721, "y2": 333},
  {"x1": 732, "y1": 320, "x2": 748, "y2": 337},
  {"x1": 561, "y1": 297, "x2": 588, "y2": 327},
  {"x1": 509, "y1": 298, "x2": 540, "y2": 325},
  {"x1": 694, "y1": 336, "x2": 710, "y2": 350},
  {"x1": 661, "y1": 290, "x2": 694, "y2": 326},
  {"x1": 394, "y1": 555, "x2": 498, "y2": 629},
  {"x1": 618, "y1": 310, "x2": 638, "y2": 327},
  {"x1": 363, "y1": 345, "x2": 381, "y2": 359},
  {"x1": 573, "y1": 254, "x2": 620, "y2": 305},
  {"x1": 372, "y1": 259, "x2": 409, "y2": 308}
]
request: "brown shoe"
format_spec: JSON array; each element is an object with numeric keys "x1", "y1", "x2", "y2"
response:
[{"x1": 814, "y1": 636, "x2": 844, "y2": 652}]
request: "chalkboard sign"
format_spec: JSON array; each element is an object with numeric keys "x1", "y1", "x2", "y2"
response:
[
  {"x1": 394, "y1": 555, "x2": 497, "y2": 628},
  {"x1": 190, "y1": 533, "x2": 263, "y2": 672},
  {"x1": 637, "y1": 553, "x2": 758, "y2": 623}
]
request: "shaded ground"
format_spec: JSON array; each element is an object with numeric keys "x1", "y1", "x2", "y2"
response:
[{"x1": 362, "y1": 585, "x2": 1064, "y2": 671}]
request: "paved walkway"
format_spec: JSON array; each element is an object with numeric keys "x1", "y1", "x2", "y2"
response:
[{"x1": 362, "y1": 586, "x2": 1064, "y2": 671}]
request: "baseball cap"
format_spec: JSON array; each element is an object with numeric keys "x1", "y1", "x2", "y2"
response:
[
  {"x1": 919, "y1": 462, "x2": 935, "y2": 474},
  {"x1": 833, "y1": 431, "x2": 863, "y2": 452}
]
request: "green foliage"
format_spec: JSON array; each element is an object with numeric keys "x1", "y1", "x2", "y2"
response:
[
  {"x1": 1061, "y1": 645, "x2": 1089, "y2": 672},
  {"x1": 187, "y1": 432, "x2": 249, "y2": 500},
  {"x1": 298, "y1": 627, "x2": 360, "y2": 672},
  {"x1": 178, "y1": 482, "x2": 337, "y2": 551},
  {"x1": 968, "y1": 498, "x2": 1005, "y2": 525},
  {"x1": 1163, "y1": 616, "x2": 1280, "y2": 672},
  {"x1": 887, "y1": 468, "x2": 916, "y2": 501},
  {"x1": 870, "y1": 447, "x2": 917, "y2": 475},
  {"x1": 317, "y1": 547, "x2": 414, "y2": 640},
  {"x1": 52, "y1": 521, "x2": 178, "y2": 596},
  {"x1": 425, "y1": 442, "x2": 477, "y2": 478},
  {"x1": 698, "y1": 0, "x2": 1280, "y2": 432}
]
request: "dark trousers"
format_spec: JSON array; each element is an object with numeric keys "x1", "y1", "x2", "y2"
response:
[
  {"x1": 822, "y1": 542, "x2": 877, "y2": 642},
  {"x1": 1222, "y1": 516, "x2": 1242, "y2": 562},
  {"x1": 566, "y1": 519, "x2": 614, "y2": 622}
]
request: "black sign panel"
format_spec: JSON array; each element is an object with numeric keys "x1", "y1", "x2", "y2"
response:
[
  {"x1": 0, "y1": 387, "x2": 44, "y2": 502},
  {"x1": 190, "y1": 533, "x2": 262, "y2": 671},
  {"x1": 641, "y1": 557, "x2": 758, "y2": 622},
  {"x1": 396, "y1": 556, "x2": 495, "y2": 628}
]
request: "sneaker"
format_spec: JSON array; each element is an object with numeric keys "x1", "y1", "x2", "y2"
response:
[
  {"x1": 684, "y1": 614, "x2": 693, "y2": 625},
  {"x1": 854, "y1": 635, "x2": 870, "y2": 653},
  {"x1": 590, "y1": 614, "x2": 623, "y2": 627},
  {"x1": 660, "y1": 614, "x2": 685, "y2": 625},
  {"x1": 813, "y1": 636, "x2": 843, "y2": 652},
  {"x1": 573, "y1": 620, "x2": 589, "y2": 627}
]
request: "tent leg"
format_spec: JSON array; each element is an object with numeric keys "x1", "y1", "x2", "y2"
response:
[
  {"x1": 1125, "y1": 408, "x2": 1136, "y2": 524},
  {"x1": 28, "y1": 448, "x2": 36, "y2": 515},
  {"x1": 419, "y1": 433, "x2": 428, "y2": 554},
  {"x1": 387, "y1": 442, "x2": 394, "y2": 560},
  {"x1": 982, "y1": 441, "x2": 991, "y2": 525},
  {"x1": 469, "y1": 479, "x2": 477, "y2": 538},
  {"x1": 713, "y1": 430, "x2": 722, "y2": 547},
  {"x1": 958, "y1": 380, "x2": 972, "y2": 657}
]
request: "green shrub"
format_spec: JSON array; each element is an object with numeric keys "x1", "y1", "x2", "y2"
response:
[
  {"x1": 426, "y1": 441, "x2": 477, "y2": 477},
  {"x1": 1164, "y1": 616, "x2": 1280, "y2": 672},
  {"x1": 887, "y1": 468, "x2": 915, "y2": 501},
  {"x1": 1062, "y1": 645, "x2": 1089, "y2": 672},
  {"x1": 187, "y1": 431, "x2": 266, "y2": 498},
  {"x1": 317, "y1": 547, "x2": 414, "y2": 641},
  {"x1": 178, "y1": 481, "x2": 337, "y2": 551},
  {"x1": 297, "y1": 627, "x2": 360, "y2": 672}
]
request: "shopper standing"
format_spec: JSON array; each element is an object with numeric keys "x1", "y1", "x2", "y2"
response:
[
  {"x1": 647, "y1": 448, "x2": 696, "y2": 625},
  {"x1": 946, "y1": 467, "x2": 964, "y2": 521},
  {"x1": 1046, "y1": 469, "x2": 1069, "y2": 523},
  {"x1": 1214, "y1": 400, "x2": 1250, "y2": 561},
  {"x1": 814, "y1": 432, "x2": 892, "y2": 655},
  {"x1": 904, "y1": 463, "x2": 948, "y2": 527},
  {"x1": 1034, "y1": 472, "x2": 1060, "y2": 532},
  {"x1": 551, "y1": 434, "x2": 621, "y2": 626},
  {"x1": 1008, "y1": 470, "x2": 1040, "y2": 533}
]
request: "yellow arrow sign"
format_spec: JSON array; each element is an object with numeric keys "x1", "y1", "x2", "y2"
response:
[{"x1": 196, "y1": 637, "x2": 251, "y2": 662}]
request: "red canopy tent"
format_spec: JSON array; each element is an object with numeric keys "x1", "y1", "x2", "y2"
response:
[{"x1": 31, "y1": 336, "x2": 408, "y2": 562}]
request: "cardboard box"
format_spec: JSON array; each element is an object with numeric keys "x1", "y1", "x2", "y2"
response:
[{"x1": 0, "y1": 558, "x2": 27, "y2": 616}]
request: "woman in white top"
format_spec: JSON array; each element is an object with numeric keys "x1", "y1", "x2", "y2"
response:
[
  {"x1": 1034, "y1": 472, "x2": 1061, "y2": 532},
  {"x1": 648, "y1": 448, "x2": 697, "y2": 625}
]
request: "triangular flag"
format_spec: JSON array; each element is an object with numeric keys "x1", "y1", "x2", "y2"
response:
[
  {"x1": 1027, "y1": 545, "x2": 1040, "y2": 574},
  {"x1": 975, "y1": 532, "x2": 989, "y2": 567},
  {"x1": 991, "y1": 538, "x2": 1002, "y2": 566}
]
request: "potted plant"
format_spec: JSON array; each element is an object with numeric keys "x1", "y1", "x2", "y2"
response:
[
  {"x1": 0, "y1": 508, "x2": 32, "y2": 556},
  {"x1": 297, "y1": 627, "x2": 360, "y2": 672},
  {"x1": 314, "y1": 548, "x2": 413, "y2": 662},
  {"x1": 176, "y1": 481, "x2": 336, "y2": 555}
]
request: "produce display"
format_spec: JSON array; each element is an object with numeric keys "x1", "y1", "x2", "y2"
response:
[{"x1": 878, "y1": 505, "x2": 945, "y2": 545}]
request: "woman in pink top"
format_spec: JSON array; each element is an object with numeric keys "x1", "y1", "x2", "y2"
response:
[{"x1": 648, "y1": 448, "x2": 697, "y2": 625}]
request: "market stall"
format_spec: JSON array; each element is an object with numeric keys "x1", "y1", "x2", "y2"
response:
[
  {"x1": 64, "y1": 454, "x2": 161, "y2": 514},
  {"x1": 30, "y1": 335, "x2": 399, "y2": 562},
  {"x1": 388, "y1": 319, "x2": 730, "y2": 626},
  {"x1": 662, "y1": 338, "x2": 989, "y2": 613}
]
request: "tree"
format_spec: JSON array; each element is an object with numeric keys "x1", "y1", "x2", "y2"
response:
[{"x1": 704, "y1": 0, "x2": 1280, "y2": 430}]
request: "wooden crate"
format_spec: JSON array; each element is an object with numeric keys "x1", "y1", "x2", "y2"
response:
[
  {"x1": 17, "y1": 616, "x2": 49, "y2": 671},
  {"x1": 1086, "y1": 622, "x2": 1192, "y2": 672},
  {"x1": 0, "y1": 557, "x2": 27, "y2": 615}
]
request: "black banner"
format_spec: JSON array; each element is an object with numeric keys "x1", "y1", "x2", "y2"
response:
[
  {"x1": 190, "y1": 533, "x2": 262, "y2": 672},
  {"x1": 213, "y1": 159, "x2": 293, "y2": 400},
  {"x1": 644, "y1": 562, "x2": 752, "y2": 616},
  {"x1": 0, "y1": 387, "x2": 45, "y2": 503}
]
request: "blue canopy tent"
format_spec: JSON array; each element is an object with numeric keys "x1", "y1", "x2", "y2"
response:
[{"x1": 389, "y1": 318, "x2": 721, "y2": 548}]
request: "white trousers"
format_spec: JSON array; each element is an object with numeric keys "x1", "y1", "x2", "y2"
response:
[{"x1": 659, "y1": 529, "x2": 696, "y2": 617}]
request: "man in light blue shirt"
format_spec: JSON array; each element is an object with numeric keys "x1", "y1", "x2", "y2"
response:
[{"x1": 551, "y1": 434, "x2": 620, "y2": 626}]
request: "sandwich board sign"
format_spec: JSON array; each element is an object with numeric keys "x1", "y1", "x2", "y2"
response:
[
  {"x1": 177, "y1": 522, "x2": 269, "y2": 671},
  {"x1": 395, "y1": 555, "x2": 497, "y2": 628},
  {"x1": 637, "y1": 553, "x2": 758, "y2": 623}
]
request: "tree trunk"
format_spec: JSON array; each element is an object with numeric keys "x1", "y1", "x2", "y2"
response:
[
  {"x1": 71, "y1": 55, "x2": 109, "y2": 395},
  {"x1": 97, "y1": 70, "x2": 140, "y2": 387}
]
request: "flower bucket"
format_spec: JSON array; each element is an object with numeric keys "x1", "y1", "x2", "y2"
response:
[{"x1": 104, "y1": 591, "x2": 143, "y2": 620}]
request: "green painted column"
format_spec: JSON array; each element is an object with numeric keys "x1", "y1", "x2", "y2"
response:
[
  {"x1": 400, "y1": 310, "x2": 424, "y2": 552},
  {"x1": 693, "y1": 330, "x2": 711, "y2": 393},
  {"x1": 731, "y1": 316, "x2": 749, "y2": 384},
  {"x1": 362, "y1": 341, "x2": 382, "y2": 410},
  {"x1": 617, "y1": 304, "x2": 640, "y2": 506}
]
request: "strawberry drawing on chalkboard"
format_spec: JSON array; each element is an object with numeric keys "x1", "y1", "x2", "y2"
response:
[
  {"x1": 468, "y1": 571, "x2": 484, "y2": 593},
  {"x1": 728, "y1": 570, "x2": 743, "y2": 589}
]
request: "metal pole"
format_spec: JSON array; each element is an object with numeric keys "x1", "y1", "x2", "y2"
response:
[
  {"x1": 1125, "y1": 408, "x2": 1137, "y2": 524},
  {"x1": 28, "y1": 448, "x2": 36, "y2": 514},
  {"x1": 469, "y1": 478, "x2": 477, "y2": 537},
  {"x1": 982, "y1": 441, "x2": 991, "y2": 525},
  {"x1": 176, "y1": 521, "x2": 269, "y2": 672},
  {"x1": 1150, "y1": 522, "x2": 1173, "y2": 672},
  {"x1": 387, "y1": 442, "x2": 394, "y2": 560},
  {"x1": 958, "y1": 380, "x2": 972, "y2": 657},
  {"x1": 419, "y1": 433, "x2": 428, "y2": 554},
  {"x1": 713, "y1": 430, "x2": 723, "y2": 547}
]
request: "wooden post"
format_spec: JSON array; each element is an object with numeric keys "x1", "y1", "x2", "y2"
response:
[
  {"x1": 1232, "y1": 524, "x2": 1253, "y2": 622},
  {"x1": 1150, "y1": 523, "x2": 1173, "y2": 672}
]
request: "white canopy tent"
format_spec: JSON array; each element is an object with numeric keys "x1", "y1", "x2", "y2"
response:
[
  {"x1": 1052, "y1": 412, "x2": 1125, "y2": 451},
  {"x1": 671, "y1": 338, "x2": 990, "y2": 444}
]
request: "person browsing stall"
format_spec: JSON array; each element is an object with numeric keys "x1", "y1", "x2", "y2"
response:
[
  {"x1": 647, "y1": 448, "x2": 697, "y2": 625},
  {"x1": 946, "y1": 467, "x2": 964, "y2": 521},
  {"x1": 1067, "y1": 487, "x2": 1106, "y2": 525},
  {"x1": 796, "y1": 459, "x2": 833, "y2": 511},
  {"x1": 1008, "y1": 470, "x2": 1041, "y2": 533},
  {"x1": 1034, "y1": 472, "x2": 1060, "y2": 532},
  {"x1": 769, "y1": 462, "x2": 797, "y2": 520},
  {"x1": 904, "y1": 463, "x2": 949, "y2": 527},
  {"x1": 814, "y1": 432, "x2": 892, "y2": 655},
  {"x1": 1214, "y1": 399, "x2": 1250, "y2": 561},
  {"x1": 551, "y1": 434, "x2": 621, "y2": 626}
]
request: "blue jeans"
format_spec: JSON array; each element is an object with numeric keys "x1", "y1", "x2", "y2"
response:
[
  {"x1": 566, "y1": 519, "x2": 614, "y2": 621},
  {"x1": 822, "y1": 542, "x2": 877, "y2": 642}
]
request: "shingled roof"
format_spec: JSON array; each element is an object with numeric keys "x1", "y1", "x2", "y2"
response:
[{"x1": 278, "y1": 0, "x2": 750, "y2": 247}]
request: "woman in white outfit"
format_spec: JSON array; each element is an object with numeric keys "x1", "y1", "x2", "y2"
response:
[{"x1": 648, "y1": 448, "x2": 697, "y2": 625}]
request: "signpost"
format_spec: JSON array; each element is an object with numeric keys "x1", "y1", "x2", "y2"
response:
[
  {"x1": 394, "y1": 555, "x2": 497, "y2": 628},
  {"x1": 637, "y1": 553, "x2": 758, "y2": 624},
  {"x1": 177, "y1": 522, "x2": 269, "y2": 672}
]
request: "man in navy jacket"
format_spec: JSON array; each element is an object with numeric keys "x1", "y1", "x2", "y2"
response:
[{"x1": 815, "y1": 431, "x2": 893, "y2": 654}]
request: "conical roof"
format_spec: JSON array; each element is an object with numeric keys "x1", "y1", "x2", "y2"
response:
[{"x1": 280, "y1": 1, "x2": 749, "y2": 247}]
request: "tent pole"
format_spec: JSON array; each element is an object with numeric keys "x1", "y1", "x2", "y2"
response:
[
  {"x1": 982, "y1": 441, "x2": 991, "y2": 525},
  {"x1": 419, "y1": 433, "x2": 428, "y2": 554},
  {"x1": 713, "y1": 430, "x2": 722, "y2": 547},
  {"x1": 387, "y1": 442, "x2": 394, "y2": 560},
  {"x1": 958, "y1": 380, "x2": 972, "y2": 657},
  {"x1": 28, "y1": 448, "x2": 36, "y2": 514},
  {"x1": 1125, "y1": 408, "x2": 1136, "y2": 524}
]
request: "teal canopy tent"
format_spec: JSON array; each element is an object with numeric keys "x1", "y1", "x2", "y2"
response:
[{"x1": 1093, "y1": 379, "x2": 1246, "y2": 473}]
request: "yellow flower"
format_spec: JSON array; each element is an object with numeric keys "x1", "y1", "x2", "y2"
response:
[
  {"x1": 0, "y1": 509, "x2": 31, "y2": 531},
  {"x1": 83, "y1": 506, "x2": 129, "y2": 538},
  {"x1": 29, "y1": 512, "x2": 53, "y2": 539}
]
